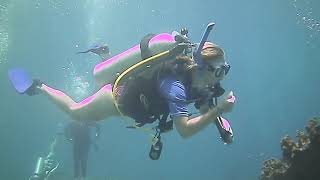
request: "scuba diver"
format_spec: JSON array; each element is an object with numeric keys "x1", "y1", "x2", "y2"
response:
[
  {"x1": 29, "y1": 123, "x2": 63, "y2": 180},
  {"x1": 76, "y1": 44, "x2": 110, "y2": 61},
  {"x1": 64, "y1": 121, "x2": 100, "y2": 180},
  {"x1": 9, "y1": 22, "x2": 236, "y2": 160}
]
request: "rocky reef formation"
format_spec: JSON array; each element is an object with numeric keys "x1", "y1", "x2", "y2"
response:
[{"x1": 260, "y1": 117, "x2": 320, "y2": 180}]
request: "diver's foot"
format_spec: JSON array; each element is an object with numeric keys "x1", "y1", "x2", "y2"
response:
[{"x1": 25, "y1": 79, "x2": 43, "y2": 96}]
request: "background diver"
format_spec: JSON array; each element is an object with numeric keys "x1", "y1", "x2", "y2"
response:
[
  {"x1": 76, "y1": 44, "x2": 110, "y2": 61},
  {"x1": 64, "y1": 121, "x2": 100, "y2": 180},
  {"x1": 9, "y1": 23, "x2": 236, "y2": 160},
  {"x1": 29, "y1": 123, "x2": 64, "y2": 180}
]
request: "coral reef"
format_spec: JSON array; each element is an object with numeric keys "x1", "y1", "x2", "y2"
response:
[{"x1": 260, "y1": 117, "x2": 320, "y2": 180}]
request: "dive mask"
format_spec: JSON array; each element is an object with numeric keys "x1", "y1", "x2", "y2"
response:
[{"x1": 207, "y1": 62, "x2": 231, "y2": 78}]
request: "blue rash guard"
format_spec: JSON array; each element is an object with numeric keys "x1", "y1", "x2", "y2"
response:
[{"x1": 158, "y1": 77, "x2": 189, "y2": 118}]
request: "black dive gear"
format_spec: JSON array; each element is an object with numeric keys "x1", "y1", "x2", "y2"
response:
[
  {"x1": 148, "y1": 114, "x2": 172, "y2": 160},
  {"x1": 180, "y1": 28, "x2": 189, "y2": 37},
  {"x1": 149, "y1": 132, "x2": 163, "y2": 160},
  {"x1": 193, "y1": 83, "x2": 225, "y2": 110}
]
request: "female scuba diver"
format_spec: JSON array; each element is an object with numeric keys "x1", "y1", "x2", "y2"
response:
[
  {"x1": 76, "y1": 44, "x2": 110, "y2": 61},
  {"x1": 9, "y1": 23, "x2": 236, "y2": 160}
]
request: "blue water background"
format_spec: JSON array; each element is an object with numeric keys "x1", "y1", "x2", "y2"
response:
[{"x1": 0, "y1": 0, "x2": 319, "y2": 179}]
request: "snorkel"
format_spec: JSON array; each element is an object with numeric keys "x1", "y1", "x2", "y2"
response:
[{"x1": 193, "y1": 22, "x2": 215, "y2": 69}]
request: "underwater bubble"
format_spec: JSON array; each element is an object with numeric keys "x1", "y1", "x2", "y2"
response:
[
  {"x1": 292, "y1": 0, "x2": 320, "y2": 46},
  {"x1": 0, "y1": 2, "x2": 9, "y2": 64},
  {"x1": 63, "y1": 60, "x2": 91, "y2": 100}
]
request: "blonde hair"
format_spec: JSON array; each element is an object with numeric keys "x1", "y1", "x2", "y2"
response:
[
  {"x1": 175, "y1": 42, "x2": 225, "y2": 72},
  {"x1": 201, "y1": 42, "x2": 225, "y2": 61}
]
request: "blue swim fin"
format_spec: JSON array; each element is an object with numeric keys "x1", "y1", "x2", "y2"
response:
[{"x1": 8, "y1": 68, "x2": 33, "y2": 94}]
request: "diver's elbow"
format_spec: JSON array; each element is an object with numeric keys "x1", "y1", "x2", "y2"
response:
[
  {"x1": 174, "y1": 117, "x2": 193, "y2": 139},
  {"x1": 177, "y1": 129, "x2": 192, "y2": 139}
]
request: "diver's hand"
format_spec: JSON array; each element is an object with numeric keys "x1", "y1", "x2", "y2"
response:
[{"x1": 217, "y1": 91, "x2": 236, "y2": 113}]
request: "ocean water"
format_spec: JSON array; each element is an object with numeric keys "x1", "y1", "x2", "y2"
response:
[{"x1": 0, "y1": 0, "x2": 319, "y2": 179}]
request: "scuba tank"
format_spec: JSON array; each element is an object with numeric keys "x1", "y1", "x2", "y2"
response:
[{"x1": 29, "y1": 157, "x2": 45, "y2": 180}]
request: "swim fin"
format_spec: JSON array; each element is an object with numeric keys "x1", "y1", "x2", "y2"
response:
[
  {"x1": 8, "y1": 68, "x2": 33, "y2": 94},
  {"x1": 215, "y1": 117, "x2": 234, "y2": 144},
  {"x1": 8, "y1": 68, "x2": 42, "y2": 95}
]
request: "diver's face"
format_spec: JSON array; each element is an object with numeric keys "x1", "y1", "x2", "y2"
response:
[
  {"x1": 197, "y1": 57, "x2": 229, "y2": 87},
  {"x1": 206, "y1": 58, "x2": 230, "y2": 83}
]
